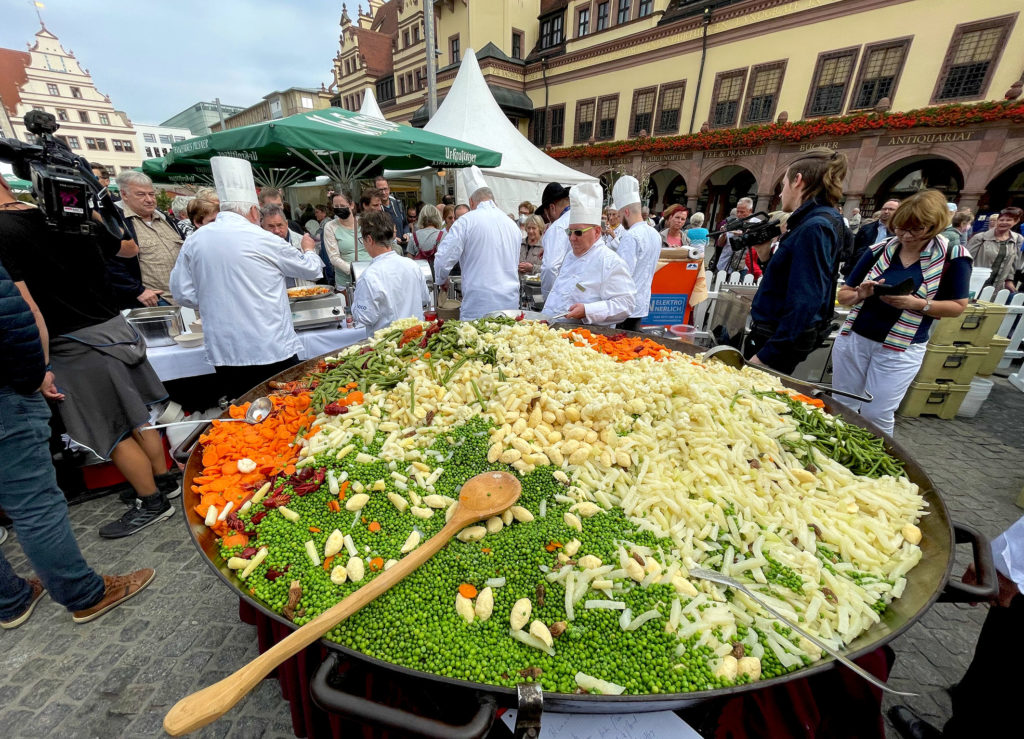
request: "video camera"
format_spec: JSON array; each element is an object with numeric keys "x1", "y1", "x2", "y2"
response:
[
  {"x1": 707, "y1": 211, "x2": 782, "y2": 251},
  {"x1": 0, "y1": 110, "x2": 128, "y2": 239}
]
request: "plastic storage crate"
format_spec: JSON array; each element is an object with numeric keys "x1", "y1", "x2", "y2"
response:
[
  {"x1": 976, "y1": 335, "x2": 1011, "y2": 377},
  {"x1": 898, "y1": 380, "x2": 970, "y2": 419},
  {"x1": 928, "y1": 301, "x2": 1009, "y2": 347},
  {"x1": 914, "y1": 344, "x2": 988, "y2": 384}
]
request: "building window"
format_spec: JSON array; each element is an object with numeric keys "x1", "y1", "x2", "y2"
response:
[
  {"x1": 851, "y1": 39, "x2": 910, "y2": 109},
  {"x1": 79, "y1": 110, "x2": 90, "y2": 123},
  {"x1": 596, "y1": 2, "x2": 610, "y2": 30},
  {"x1": 531, "y1": 109, "x2": 547, "y2": 147},
  {"x1": 143, "y1": 132, "x2": 157, "y2": 142},
  {"x1": 65, "y1": 136, "x2": 79, "y2": 149},
  {"x1": 85, "y1": 137, "x2": 106, "y2": 151},
  {"x1": 416, "y1": 68, "x2": 426, "y2": 89},
  {"x1": 540, "y1": 14, "x2": 564, "y2": 49},
  {"x1": 99, "y1": 112, "x2": 110, "y2": 125},
  {"x1": 710, "y1": 69, "x2": 746, "y2": 128},
  {"x1": 512, "y1": 30, "x2": 523, "y2": 59},
  {"x1": 403, "y1": 30, "x2": 410, "y2": 48},
  {"x1": 145, "y1": 146, "x2": 153, "y2": 157},
  {"x1": 174, "y1": 136, "x2": 185, "y2": 142},
  {"x1": 159, "y1": 134, "x2": 173, "y2": 144},
  {"x1": 70, "y1": 86, "x2": 82, "y2": 98},
  {"x1": 56, "y1": 108, "x2": 69, "y2": 121},
  {"x1": 413, "y1": 25, "x2": 420, "y2": 43},
  {"x1": 112, "y1": 139, "x2": 124, "y2": 152},
  {"x1": 638, "y1": 0, "x2": 653, "y2": 17},
  {"x1": 301, "y1": 96, "x2": 314, "y2": 108},
  {"x1": 450, "y1": 35, "x2": 460, "y2": 64},
  {"x1": 629, "y1": 87, "x2": 657, "y2": 137},
  {"x1": 549, "y1": 105, "x2": 565, "y2": 146},
  {"x1": 743, "y1": 61, "x2": 786, "y2": 124},
  {"x1": 47, "y1": 83, "x2": 59, "y2": 96},
  {"x1": 575, "y1": 99, "x2": 596, "y2": 143},
  {"x1": 934, "y1": 16, "x2": 1014, "y2": 102},
  {"x1": 617, "y1": 0, "x2": 632, "y2": 24},
  {"x1": 596, "y1": 95, "x2": 619, "y2": 140},
  {"x1": 578, "y1": 8, "x2": 590, "y2": 37},
  {"x1": 94, "y1": 139, "x2": 108, "y2": 151},
  {"x1": 120, "y1": 139, "x2": 134, "y2": 153},
  {"x1": 400, "y1": 77, "x2": 406, "y2": 95},
  {"x1": 654, "y1": 81, "x2": 685, "y2": 134},
  {"x1": 806, "y1": 48, "x2": 858, "y2": 117},
  {"x1": 376, "y1": 76, "x2": 395, "y2": 102}
]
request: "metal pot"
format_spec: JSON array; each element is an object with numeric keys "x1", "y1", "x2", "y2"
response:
[
  {"x1": 126, "y1": 306, "x2": 183, "y2": 347},
  {"x1": 180, "y1": 324, "x2": 996, "y2": 735}
]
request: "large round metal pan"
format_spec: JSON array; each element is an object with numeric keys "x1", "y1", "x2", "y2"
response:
[{"x1": 181, "y1": 323, "x2": 995, "y2": 715}]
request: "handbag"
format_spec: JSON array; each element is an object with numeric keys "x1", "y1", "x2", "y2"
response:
[{"x1": 412, "y1": 231, "x2": 442, "y2": 261}]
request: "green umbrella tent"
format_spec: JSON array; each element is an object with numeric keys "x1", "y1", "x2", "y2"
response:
[
  {"x1": 141, "y1": 156, "x2": 214, "y2": 186},
  {"x1": 3, "y1": 172, "x2": 33, "y2": 193},
  {"x1": 165, "y1": 107, "x2": 501, "y2": 187}
]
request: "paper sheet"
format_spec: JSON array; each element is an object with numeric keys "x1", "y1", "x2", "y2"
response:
[{"x1": 498, "y1": 708, "x2": 700, "y2": 738}]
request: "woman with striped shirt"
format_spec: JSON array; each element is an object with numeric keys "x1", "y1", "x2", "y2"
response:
[{"x1": 832, "y1": 189, "x2": 972, "y2": 435}]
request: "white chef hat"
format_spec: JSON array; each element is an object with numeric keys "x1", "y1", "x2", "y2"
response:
[
  {"x1": 946, "y1": 202, "x2": 957, "y2": 213},
  {"x1": 461, "y1": 165, "x2": 488, "y2": 201},
  {"x1": 612, "y1": 175, "x2": 641, "y2": 211},
  {"x1": 212, "y1": 156, "x2": 258, "y2": 207},
  {"x1": 568, "y1": 182, "x2": 603, "y2": 225}
]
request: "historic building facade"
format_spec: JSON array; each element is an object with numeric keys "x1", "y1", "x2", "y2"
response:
[
  {"x1": 0, "y1": 25, "x2": 142, "y2": 174},
  {"x1": 333, "y1": 0, "x2": 1023, "y2": 218},
  {"x1": 210, "y1": 87, "x2": 335, "y2": 132}
]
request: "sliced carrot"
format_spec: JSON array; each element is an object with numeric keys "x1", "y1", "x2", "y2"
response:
[
  {"x1": 221, "y1": 533, "x2": 249, "y2": 548},
  {"x1": 545, "y1": 541, "x2": 563, "y2": 552},
  {"x1": 328, "y1": 500, "x2": 341, "y2": 513},
  {"x1": 458, "y1": 583, "x2": 478, "y2": 599},
  {"x1": 339, "y1": 481, "x2": 350, "y2": 497},
  {"x1": 323, "y1": 554, "x2": 336, "y2": 571},
  {"x1": 369, "y1": 557, "x2": 385, "y2": 571},
  {"x1": 345, "y1": 391, "x2": 364, "y2": 405},
  {"x1": 368, "y1": 521, "x2": 381, "y2": 533},
  {"x1": 309, "y1": 527, "x2": 321, "y2": 533}
]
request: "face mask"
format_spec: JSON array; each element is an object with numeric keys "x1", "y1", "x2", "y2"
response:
[
  {"x1": 517, "y1": 214, "x2": 527, "y2": 224},
  {"x1": 334, "y1": 207, "x2": 351, "y2": 219}
]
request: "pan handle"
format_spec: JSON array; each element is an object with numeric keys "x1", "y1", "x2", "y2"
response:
[
  {"x1": 310, "y1": 653, "x2": 497, "y2": 739},
  {"x1": 938, "y1": 522, "x2": 998, "y2": 603}
]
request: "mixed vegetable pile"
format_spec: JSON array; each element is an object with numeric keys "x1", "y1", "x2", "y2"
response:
[{"x1": 190, "y1": 318, "x2": 926, "y2": 696}]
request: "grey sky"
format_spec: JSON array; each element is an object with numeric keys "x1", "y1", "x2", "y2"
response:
[{"x1": 0, "y1": 0, "x2": 367, "y2": 125}]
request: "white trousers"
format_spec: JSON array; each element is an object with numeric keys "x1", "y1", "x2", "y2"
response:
[{"x1": 830, "y1": 331, "x2": 927, "y2": 437}]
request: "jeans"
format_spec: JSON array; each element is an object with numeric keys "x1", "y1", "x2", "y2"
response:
[{"x1": 0, "y1": 388, "x2": 104, "y2": 619}]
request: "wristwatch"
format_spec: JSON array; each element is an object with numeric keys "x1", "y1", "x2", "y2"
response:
[{"x1": 922, "y1": 299, "x2": 932, "y2": 313}]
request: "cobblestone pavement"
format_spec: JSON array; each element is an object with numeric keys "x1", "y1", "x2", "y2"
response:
[{"x1": 1, "y1": 380, "x2": 1022, "y2": 738}]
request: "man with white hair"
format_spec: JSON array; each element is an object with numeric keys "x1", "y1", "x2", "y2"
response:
[
  {"x1": 115, "y1": 171, "x2": 184, "y2": 304},
  {"x1": 613, "y1": 176, "x2": 661, "y2": 330},
  {"x1": 434, "y1": 166, "x2": 521, "y2": 320},
  {"x1": 544, "y1": 183, "x2": 635, "y2": 327},
  {"x1": 716, "y1": 196, "x2": 756, "y2": 273},
  {"x1": 260, "y1": 204, "x2": 319, "y2": 288},
  {"x1": 169, "y1": 157, "x2": 323, "y2": 399}
]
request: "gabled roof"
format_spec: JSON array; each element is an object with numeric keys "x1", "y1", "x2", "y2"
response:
[
  {"x1": 351, "y1": 27, "x2": 395, "y2": 77},
  {"x1": 475, "y1": 42, "x2": 518, "y2": 66},
  {"x1": 0, "y1": 48, "x2": 31, "y2": 117},
  {"x1": 370, "y1": 0, "x2": 400, "y2": 35}
]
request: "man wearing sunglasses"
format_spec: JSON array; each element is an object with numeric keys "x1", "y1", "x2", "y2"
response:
[{"x1": 543, "y1": 183, "x2": 635, "y2": 326}]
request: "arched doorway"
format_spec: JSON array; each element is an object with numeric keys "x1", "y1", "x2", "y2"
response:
[
  {"x1": 863, "y1": 157, "x2": 963, "y2": 215},
  {"x1": 981, "y1": 158, "x2": 1024, "y2": 212},
  {"x1": 647, "y1": 168, "x2": 687, "y2": 213},
  {"x1": 698, "y1": 166, "x2": 757, "y2": 226}
]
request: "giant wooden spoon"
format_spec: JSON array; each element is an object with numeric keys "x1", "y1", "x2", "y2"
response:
[{"x1": 164, "y1": 470, "x2": 522, "y2": 736}]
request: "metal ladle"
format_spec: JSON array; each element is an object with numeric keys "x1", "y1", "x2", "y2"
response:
[
  {"x1": 703, "y1": 345, "x2": 873, "y2": 404},
  {"x1": 688, "y1": 567, "x2": 915, "y2": 697},
  {"x1": 146, "y1": 396, "x2": 273, "y2": 431}
]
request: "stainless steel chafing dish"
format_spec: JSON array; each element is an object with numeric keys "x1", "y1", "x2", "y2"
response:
[{"x1": 288, "y1": 292, "x2": 346, "y2": 331}]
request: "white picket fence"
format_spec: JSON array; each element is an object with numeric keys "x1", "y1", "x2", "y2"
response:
[
  {"x1": 976, "y1": 286, "x2": 1024, "y2": 392},
  {"x1": 691, "y1": 270, "x2": 762, "y2": 336}
]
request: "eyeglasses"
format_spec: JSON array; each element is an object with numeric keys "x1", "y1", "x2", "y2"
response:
[
  {"x1": 894, "y1": 225, "x2": 928, "y2": 237},
  {"x1": 565, "y1": 226, "x2": 599, "y2": 237}
]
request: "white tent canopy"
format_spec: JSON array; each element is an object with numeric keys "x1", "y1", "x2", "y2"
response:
[
  {"x1": 359, "y1": 87, "x2": 385, "y2": 120},
  {"x1": 386, "y1": 48, "x2": 595, "y2": 212}
]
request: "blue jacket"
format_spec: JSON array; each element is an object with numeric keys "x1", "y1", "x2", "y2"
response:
[
  {"x1": 0, "y1": 259, "x2": 45, "y2": 394},
  {"x1": 750, "y1": 198, "x2": 841, "y2": 369}
]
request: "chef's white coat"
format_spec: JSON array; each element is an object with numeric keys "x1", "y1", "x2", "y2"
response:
[
  {"x1": 617, "y1": 220, "x2": 662, "y2": 319},
  {"x1": 543, "y1": 239, "x2": 636, "y2": 326},
  {"x1": 351, "y1": 250, "x2": 430, "y2": 334},
  {"x1": 606, "y1": 223, "x2": 626, "y2": 252},
  {"x1": 540, "y1": 206, "x2": 571, "y2": 298},
  {"x1": 434, "y1": 200, "x2": 521, "y2": 320},
  {"x1": 169, "y1": 211, "x2": 323, "y2": 366}
]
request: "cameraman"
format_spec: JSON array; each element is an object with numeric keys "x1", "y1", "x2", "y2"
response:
[
  {"x1": 0, "y1": 172, "x2": 178, "y2": 540},
  {"x1": 744, "y1": 149, "x2": 848, "y2": 374}
]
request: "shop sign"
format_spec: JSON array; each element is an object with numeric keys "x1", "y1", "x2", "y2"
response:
[
  {"x1": 647, "y1": 294, "x2": 689, "y2": 325},
  {"x1": 882, "y1": 131, "x2": 977, "y2": 146},
  {"x1": 703, "y1": 146, "x2": 768, "y2": 159}
]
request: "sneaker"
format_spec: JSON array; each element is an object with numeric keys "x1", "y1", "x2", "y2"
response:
[
  {"x1": 1, "y1": 579, "x2": 47, "y2": 629},
  {"x1": 99, "y1": 494, "x2": 173, "y2": 539},
  {"x1": 155, "y1": 470, "x2": 182, "y2": 500},
  {"x1": 72, "y1": 569, "x2": 155, "y2": 624}
]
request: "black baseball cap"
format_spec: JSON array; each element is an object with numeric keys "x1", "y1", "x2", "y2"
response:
[{"x1": 540, "y1": 182, "x2": 571, "y2": 211}]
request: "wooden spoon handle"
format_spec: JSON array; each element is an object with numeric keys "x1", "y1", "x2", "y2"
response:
[{"x1": 164, "y1": 513, "x2": 472, "y2": 735}]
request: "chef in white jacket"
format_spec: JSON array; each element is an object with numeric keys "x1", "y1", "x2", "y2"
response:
[
  {"x1": 434, "y1": 166, "x2": 521, "y2": 320},
  {"x1": 169, "y1": 156, "x2": 323, "y2": 399},
  {"x1": 539, "y1": 182, "x2": 572, "y2": 299},
  {"x1": 351, "y1": 210, "x2": 430, "y2": 333},
  {"x1": 613, "y1": 175, "x2": 662, "y2": 331},
  {"x1": 544, "y1": 182, "x2": 635, "y2": 327}
]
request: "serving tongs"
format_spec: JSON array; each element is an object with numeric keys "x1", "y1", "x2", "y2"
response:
[
  {"x1": 703, "y1": 345, "x2": 873, "y2": 404},
  {"x1": 688, "y1": 567, "x2": 916, "y2": 697}
]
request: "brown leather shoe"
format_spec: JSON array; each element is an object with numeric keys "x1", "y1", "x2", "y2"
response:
[
  {"x1": 72, "y1": 569, "x2": 155, "y2": 624},
  {"x1": 1, "y1": 579, "x2": 47, "y2": 629}
]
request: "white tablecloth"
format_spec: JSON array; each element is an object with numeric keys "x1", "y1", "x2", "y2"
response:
[{"x1": 146, "y1": 325, "x2": 367, "y2": 382}]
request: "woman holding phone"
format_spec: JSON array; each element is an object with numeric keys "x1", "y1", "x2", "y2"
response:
[{"x1": 832, "y1": 189, "x2": 972, "y2": 435}]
